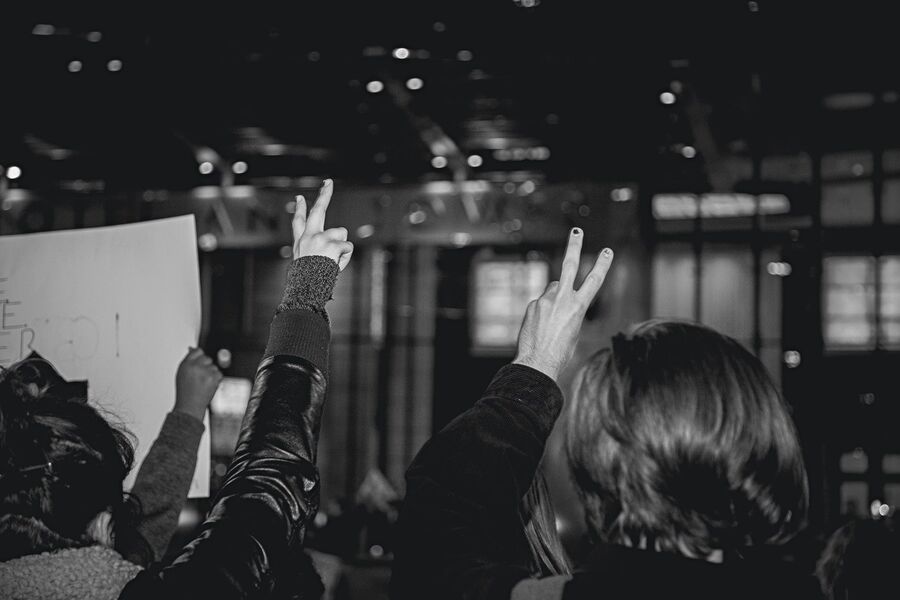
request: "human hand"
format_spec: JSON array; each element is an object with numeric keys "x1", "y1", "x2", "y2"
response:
[
  {"x1": 174, "y1": 347, "x2": 223, "y2": 421},
  {"x1": 292, "y1": 179, "x2": 354, "y2": 271},
  {"x1": 513, "y1": 228, "x2": 614, "y2": 381}
]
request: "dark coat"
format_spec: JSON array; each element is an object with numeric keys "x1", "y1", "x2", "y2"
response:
[
  {"x1": 120, "y1": 269, "x2": 333, "y2": 600},
  {"x1": 391, "y1": 364, "x2": 822, "y2": 600}
]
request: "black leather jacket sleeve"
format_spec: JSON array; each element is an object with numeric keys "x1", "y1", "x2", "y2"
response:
[
  {"x1": 120, "y1": 353, "x2": 326, "y2": 600},
  {"x1": 120, "y1": 257, "x2": 333, "y2": 600}
]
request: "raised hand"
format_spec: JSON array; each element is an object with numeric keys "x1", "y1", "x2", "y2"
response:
[
  {"x1": 292, "y1": 179, "x2": 354, "y2": 271},
  {"x1": 174, "y1": 347, "x2": 223, "y2": 421},
  {"x1": 513, "y1": 228, "x2": 614, "y2": 381}
]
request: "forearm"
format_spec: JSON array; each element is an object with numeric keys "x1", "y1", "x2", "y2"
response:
[
  {"x1": 133, "y1": 255, "x2": 336, "y2": 596},
  {"x1": 120, "y1": 411, "x2": 205, "y2": 565},
  {"x1": 407, "y1": 364, "x2": 562, "y2": 506},
  {"x1": 392, "y1": 364, "x2": 563, "y2": 600}
]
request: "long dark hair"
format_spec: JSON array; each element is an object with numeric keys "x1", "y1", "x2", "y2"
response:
[{"x1": 0, "y1": 354, "x2": 141, "y2": 560}]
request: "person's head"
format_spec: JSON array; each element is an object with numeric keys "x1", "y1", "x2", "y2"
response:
[
  {"x1": 817, "y1": 517, "x2": 900, "y2": 600},
  {"x1": 0, "y1": 354, "x2": 136, "y2": 560},
  {"x1": 564, "y1": 320, "x2": 808, "y2": 560}
]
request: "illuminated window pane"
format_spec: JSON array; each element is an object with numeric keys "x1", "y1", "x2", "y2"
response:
[
  {"x1": 823, "y1": 256, "x2": 876, "y2": 351},
  {"x1": 840, "y1": 450, "x2": 869, "y2": 474},
  {"x1": 880, "y1": 257, "x2": 900, "y2": 349},
  {"x1": 822, "y1": 151, "x2": 873, "y2": 179},
  {"x1": 472, "y1": 261, "x2": 548, "y2": 351},
  {"x1": 883, "y1": 149, "x2": 900, "y2": 175},
  {"x1": 841, "y1": 482, "x2": 869, "y2": 517},
  {"x1": 652, "y1": 243, "x2": 695, "y2": 320},
  {"x1": 882, "y1": 179, "x2": 900, "y2": 224},
  {"x1": 761, "y1": 153, "x2": 812, "y2": 183},
  {"x1": 883, "y1": 454, "x2": 900, "y2": 475},
  {"x1": 885, "y1": 484, "x2": 900, "y2": 509},
  {"x1": 701, "y1": 246, "x2": 754, "y2": 342},
  {"x1": 822, "y1": 181, "x2": 874, "y2": 226},
  {"x1": 210, "y1": 377, "x2": 253, "y2": 456}
]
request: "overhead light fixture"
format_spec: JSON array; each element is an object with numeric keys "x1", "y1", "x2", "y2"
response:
[
  {"x1": 431, "y1": 156, "x2": 448, "y2": 168},
  {"x1": 392, "y1": 47, "x2": 410, "y2": 59},
  {"x1": 406, "y1": 77, "x2": 424, "y2": 91},
  {"x1": 232, "y1": 161, "x2": 248, "y2": 174},
  {"x1": 198, "y1": 162, "x2": 214, "y2": 175},
  {"x1": 660, "y1": 92, "x2": 676, "y2": 105},
  {"x1": 467, "y1": 154, "x2": 483, "y2": 168},
  {"x1": 366, "y1": 80, "x2": 384, "y2": 93}
]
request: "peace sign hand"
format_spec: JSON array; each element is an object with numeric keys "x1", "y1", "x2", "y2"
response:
[
  {"x1": 513, "y1": 228, "x2": 614, "y2": 381},
  {"x1": 292, "y1": 179, "x2": 354, "y2": 271}
]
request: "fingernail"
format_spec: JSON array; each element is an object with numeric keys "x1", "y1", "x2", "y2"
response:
[
  {"x1": 572, "y1": 227, "x2": 582, "y2": 236},
  {"x1": 602, "y1": 247, "x2": 613, "y2": 257},
  {"x1": 323, "y1": 178, "x2": 333, "y2": 186},
  {"x1": 295, "y1": 194, "x2": 304, "y2": 201}
]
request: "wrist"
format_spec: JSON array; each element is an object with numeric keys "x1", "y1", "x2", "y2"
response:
[
  {"x1": 512, "y1": 354, "x2": 561, "y2": 381},
  {"x1": 172, "y1": 402, "x2": 207, "y2": 422}
]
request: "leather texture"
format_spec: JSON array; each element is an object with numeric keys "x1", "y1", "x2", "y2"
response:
[{"x1": 119, "y1": 353, "x2": 326, "y2": 600}]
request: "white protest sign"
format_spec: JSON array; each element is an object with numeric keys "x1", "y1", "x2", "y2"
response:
[{"x1": 0, "y1": 215, "x2": 209, "y2": 497}]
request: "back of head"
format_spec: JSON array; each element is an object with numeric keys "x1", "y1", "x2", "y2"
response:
[
  {"x1": 817, "y1": 518, "x2": 900, "y2": 600},
  {"x1": 564, "y1": 320, "x2": 808, "y2": 559},
  {"x1": 0, "y1": 355, "x2": 135, "y2": 560}
]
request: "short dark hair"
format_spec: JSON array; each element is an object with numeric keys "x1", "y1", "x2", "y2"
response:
[
  {"x1": 0, "y1": 355, "x2": 137, "y2": 560},
  {"x1": 564, "y1": 320, "x2": 808, "y2": 558}
]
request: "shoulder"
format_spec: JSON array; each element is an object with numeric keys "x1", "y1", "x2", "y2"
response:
[{"x1": 511, "y1": 575, "x2": 569, "y2": 600}]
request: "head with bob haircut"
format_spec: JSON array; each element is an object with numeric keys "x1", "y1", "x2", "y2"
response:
[{"x1": 564, "y1": 319, "x2": 808, "y2": 560}]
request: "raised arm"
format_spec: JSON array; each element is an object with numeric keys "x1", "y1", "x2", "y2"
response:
[
  {"x1": 117, "y1": 348, "x2": 221, "y2": 566},
  {"x1": 120, "y1": 180, "x2": 353, "y2": 599},
  {"x1": 391, "y1": 229, "x2": 613, "y2": 600}
]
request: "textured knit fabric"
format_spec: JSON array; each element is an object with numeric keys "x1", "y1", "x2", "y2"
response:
[
  {"x1": 265, "y1": 255, "x2": 339, "y2": 373},
  {"x1": 119, "y1": 411, "x2": 205, "y2": 565},
  {"x1": 0, "y1": 545, "x2": 141, "y2": 600},
  {"x1": 277, "y1": 255, "x2": 339, "y2": 317}
]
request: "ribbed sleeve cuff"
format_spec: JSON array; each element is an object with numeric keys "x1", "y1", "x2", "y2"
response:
[
  {"x1": 263, "y1": 309, "x2": 330, "y2": 373},
  {"x1": 483, "y1": 363, "x2": 564, "y2": 431}
]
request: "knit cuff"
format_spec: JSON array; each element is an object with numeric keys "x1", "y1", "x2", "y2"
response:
[
  {"x1": 263, "y1": 310, "x2": 331, "y2": 374},
  {"x1": 277, "y1": 255, "x2": 340, "y2": 319}
]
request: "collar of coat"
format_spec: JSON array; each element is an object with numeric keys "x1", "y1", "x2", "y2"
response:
[{"x1": 0, "y1": 544, "x2": 141, "y2": 600}]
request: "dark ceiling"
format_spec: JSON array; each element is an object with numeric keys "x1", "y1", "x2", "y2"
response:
[{"x1": 2, "y1": 2, "x2": 898, "y2": 194}]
